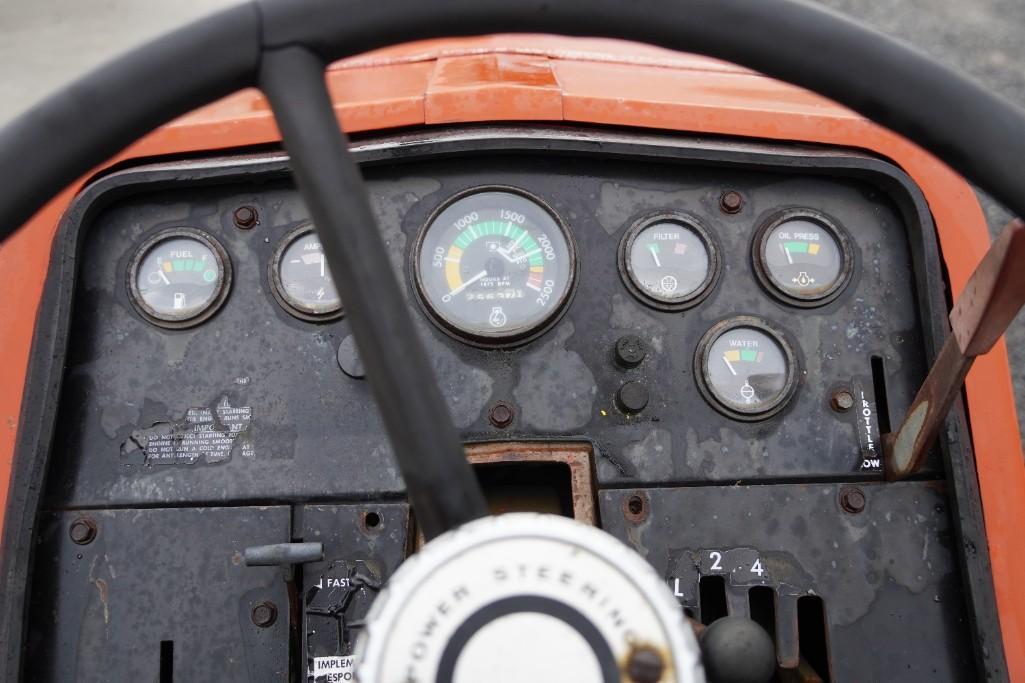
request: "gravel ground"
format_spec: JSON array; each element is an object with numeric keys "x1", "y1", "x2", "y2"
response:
[{"x1": 0, "y1": 0, "x2": 1022, "y2": 446}]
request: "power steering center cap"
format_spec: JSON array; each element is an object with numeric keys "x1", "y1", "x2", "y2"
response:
[{"x1": 354, "y1": 513, "x2": 704, "y2": 683}]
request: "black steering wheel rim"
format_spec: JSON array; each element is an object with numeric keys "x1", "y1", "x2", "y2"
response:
[
  {"x1": 1, "y1": 0, "x2": 1023, "y2": 236},
  {"x1": 2, "y1": 1, "x2": 1023, "y2": 679}
]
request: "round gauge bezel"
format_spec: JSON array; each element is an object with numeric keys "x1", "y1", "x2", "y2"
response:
[
  {"x1": 269, "y1": 224, "x2": 344, "y2": 322},
  {"x1": 411, "y1": 185, "x2": 577, "y2": 348},
  {"x1": 751, "y1": 208, "x2": 854, "y2": 308},
  {"x1": 127, "y1": 227, "x2": 232, "y2": 329},
  {"x1": 694, "y1": 315, "x2": 799, "y2": 421},
  {"x1": 617, "y1": 211, "x2": 721, "y2": 311}
]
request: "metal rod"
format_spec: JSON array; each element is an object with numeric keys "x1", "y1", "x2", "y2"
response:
[
  {"x1": 886, "y1": 219, "x2": 1025, "y2": 479},
  {"x1": 258, "y1": 46, "x2": 488, "y2": 538}
]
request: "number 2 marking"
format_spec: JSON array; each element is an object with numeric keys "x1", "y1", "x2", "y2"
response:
[{"x1": 709, "y1": 551, "x2": 723, "y2": 571}]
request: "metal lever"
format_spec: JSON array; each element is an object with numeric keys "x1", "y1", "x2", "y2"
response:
[
  {"x1": 244, "y1": 541, "x2": 323, "y2": 581},
  {"x1": 886, "y1": 218, "x2": 1025, "y2": 479}
]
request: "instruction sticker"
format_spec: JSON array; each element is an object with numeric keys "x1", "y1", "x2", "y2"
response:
[
  {"x1": 120, "y1": 396, "x2": 254, "y2": 466},
  {"x1": 854, "y1": 383, "x2": 883, "y2": 472},
  {"x1": 312, "y1": 655, "x2": 355, "y2": 682}
]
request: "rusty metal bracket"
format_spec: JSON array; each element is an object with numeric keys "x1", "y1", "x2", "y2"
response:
[{"x1": 886, "y1": 219, "x2": 1025, "y2": 479}]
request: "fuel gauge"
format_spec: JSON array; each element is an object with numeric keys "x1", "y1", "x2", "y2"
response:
[
  {"x1": 619, "y1": 213, "x2": 719, "y2": 310},
  {"x1": 696, "y1": 317, "x2": 797, "y2": 420},
  {"x1": 753, "y1": 210, "x2": 853, "y2": 306},
  {"x1": 270, "y1": 226, "x2": 343, "y2": 321},
  {"x1": 128, "y1": 228, "x2": 231, "y2": 328}
]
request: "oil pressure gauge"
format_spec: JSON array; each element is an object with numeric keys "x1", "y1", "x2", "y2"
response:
[
  {"x1": 753, "y1": 209, "x2": 853, "y2": 306},
  {"x1": 696, "y1": 317, "x2": 797, "y2": 420},
  {"x1": 271, "y1": 225, "x2": 343, "y2": 321},
  {"x1": 128, "y1": 227, "x2": 231, "y2": 328},
  {"x1": 619, "y1": 212, "x2": 719, "y2": 310},
  {"x1": 414, "y1": 187, "x2": 575, "y2": 345}
]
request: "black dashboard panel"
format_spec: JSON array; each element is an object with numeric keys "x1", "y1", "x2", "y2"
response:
[
  {"x1": 44, "y1": 130, "x2": 938, "y2": 509},
  {"x1": 24, "y1": 129, "x2": 998, "y2": 681}
]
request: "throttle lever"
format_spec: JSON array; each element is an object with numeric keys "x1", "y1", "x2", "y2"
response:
[
  {"x1": 244, "y1": 541, "x2": 324, "y2": 581},
  {"x1": 886, "y1": 218, "x2": 1025, "y2": 479}
]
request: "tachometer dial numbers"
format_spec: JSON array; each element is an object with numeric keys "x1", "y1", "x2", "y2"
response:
[
  {"x1": 619, "y1": 213, "x2": 719, "y2": 310},
  {"x1": 414, "y1": 187, "x2": 576, "y2": 345},
  {"x1": 270, "y1": 226, "x2": 343, "y2": 321},
  {"x1": 753, "y1": 209, "x2": 853, "y2": 306},
  {"x1": 696, "y1": 317, "x2": 797, "y2": 420},
  {"x1": 128, "y1": 228, "x2": 231, "y2": 328}
]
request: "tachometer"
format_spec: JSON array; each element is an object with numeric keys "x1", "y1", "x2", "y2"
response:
[
  {"x1": 414, "y1": 188, "x2": 575, "y2": 345},
  {"x1": 128, "y1": 227, "x2": 231, "y2": 328}
]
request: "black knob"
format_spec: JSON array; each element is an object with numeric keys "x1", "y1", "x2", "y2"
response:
[
  {"x1": 700, "y1": 616, "x2": 776, "y2": 683},
  {"x1": 616, "y1": 381, "x2": 649, "y2": 414},
  {"x1": 614, "y1": 335, "x2": 647, "y2": 368},
  {"x1": 337, "y1": 335, "x2": 365, "y2": 379}
]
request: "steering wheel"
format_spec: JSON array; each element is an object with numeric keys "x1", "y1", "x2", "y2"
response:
[{"x1": 2, "y1": 0, "x2": 1023, "y2": 680}]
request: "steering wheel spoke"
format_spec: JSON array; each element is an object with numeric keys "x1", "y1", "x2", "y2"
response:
[{"x1": 259, "y1": 45, "x2": 487, "y2": 540}]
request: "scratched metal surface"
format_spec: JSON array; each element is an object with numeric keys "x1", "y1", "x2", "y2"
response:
[
  {"x1": 42, "y1": 140, "x2": 935, "y2": 508},
  {"x1": 600, "y1": 482, "x2": 977, "y2": 681},
  {"x1": 0, "y1": 0, "x2": 1020, "y2": 451},
  {"x1": 26, "y1": 506, "x2": 292, "y2": 681}
]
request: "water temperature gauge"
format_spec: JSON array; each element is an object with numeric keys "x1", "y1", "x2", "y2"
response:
[
  {"x1": 753, "y1": 210, "x2": 853, "y2": 306},
  {"x1": 696, "y1": 317, "x2": 797, "y2": 420},
  {"x1": 271, "y1": 226, "x2": 343, "y2": 321},
  {"x1": 619, "y1": 212, "x2": 719, "y2": 310},
  {"x1": 128, "y1": 228, "x2": 231, "y2": 328}
]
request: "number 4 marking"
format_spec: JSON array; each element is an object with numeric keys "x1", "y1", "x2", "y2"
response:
[{"x1": 751, "y1": 558, "x2": 764, "y2": 576}]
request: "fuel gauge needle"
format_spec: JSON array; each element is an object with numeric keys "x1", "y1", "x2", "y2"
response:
[{"x1": 158, "y1": 270, "x2": 171, "y2": 285}]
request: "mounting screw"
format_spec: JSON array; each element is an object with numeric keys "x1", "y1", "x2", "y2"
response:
[
  {"x1": 831, "y1": 389, "x2": 855, "y2": 412},
  {"x1": 839, "y1": 486, "x2": 866, "y2": 514},
  {"x1": 233, "y1": 205, "x2": 258, "y2": 229},
  {"x1": 626, "y1": 645, "x2": 665, "y2": 683},
  {"x1": 719, "y1": 190, "x2": 743, "y2": 214},
  {"x1": 614, "y1": 335, "x2": 647, "y2": 368},
  {"x1": 251, "y1": 601, "x2": 278, "y2": 628},
  {"x1": 488, "y1": 401, "x2": 515, "y2": 429},
  {"x1": 623, "y1": 492, "x2": 649, "y2": 524},
  {"x1": 69, "y1": 517, "x2": 97, "y2": 545},
  {"x1": 616, "y1": 381, "x2": 649, "y2": 415}
]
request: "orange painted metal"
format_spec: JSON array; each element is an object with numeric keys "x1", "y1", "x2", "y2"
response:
[{"x1": 1, "y1": 36, "x2": 1022, "y2": 673}]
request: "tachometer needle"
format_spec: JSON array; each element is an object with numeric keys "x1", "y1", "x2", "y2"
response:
[
  {"x1": 500, "y1": 231, "x2": 528, "y2": 258},
  {"x1": 447, "y1": 270, "x2": 488, "y2": 298}
]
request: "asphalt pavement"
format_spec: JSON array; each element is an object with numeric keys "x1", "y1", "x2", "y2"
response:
[{"x1": 0, "y1": 0, "x2": 1022, "y2": 447}]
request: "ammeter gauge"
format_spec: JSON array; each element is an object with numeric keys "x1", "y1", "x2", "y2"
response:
[
  {"x1": 128, "y1": 227, "x2": 231, "y2": 328},
  {"x1": 271, "y1": 226, "x2": 343, "y2": 321},
  {"x1": 414, "y1": 187, "x2": 575, "y2": 345},
  {"x1": 696, "y1": 317, "x2": 797, "y2": 420},
  {"x1": 619, "y1": 213, "x2": 719, "y2": 309},
  {"x1": 753, "y1": 210, "x2": 853, "y2": 306}
]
